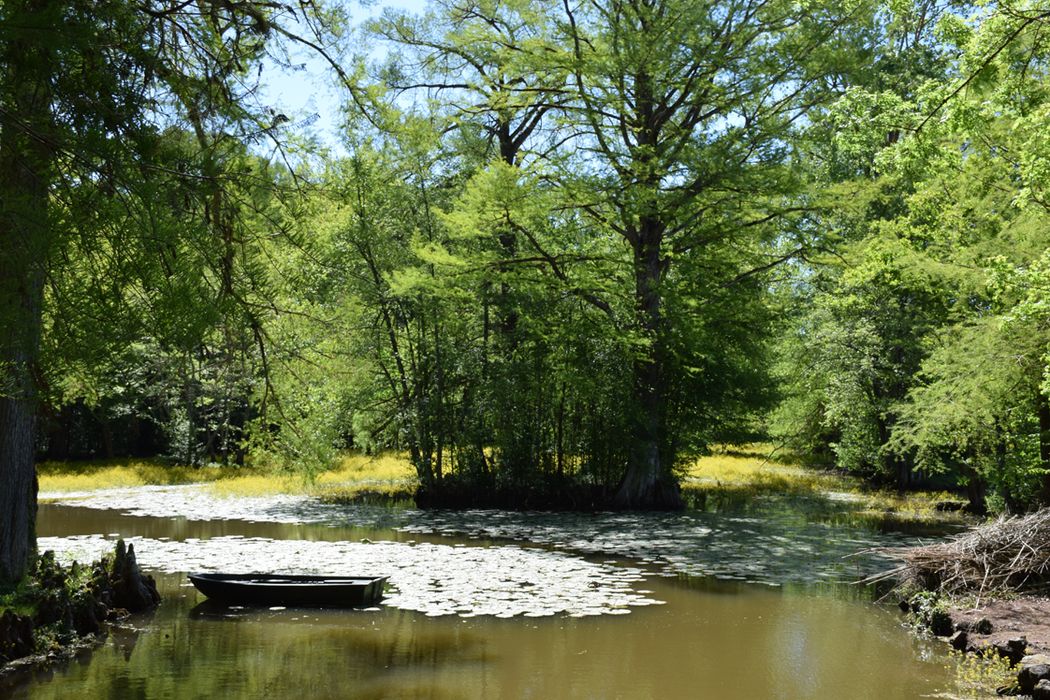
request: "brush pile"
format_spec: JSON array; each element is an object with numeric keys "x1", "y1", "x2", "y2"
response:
[{"x1": 866, "y1": 508, "x2": 1050, "y2": 596}]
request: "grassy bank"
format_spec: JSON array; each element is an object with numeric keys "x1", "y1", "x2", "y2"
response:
[
  {"x1": 682, "y1": 445, "x2": 972, "y2": 525},
  {"x1": 39, "y1": 446, "x2": 972, "y2": 525},
  {"x1": 37, "y1": 453, "x2": 415, "y2": 504}
]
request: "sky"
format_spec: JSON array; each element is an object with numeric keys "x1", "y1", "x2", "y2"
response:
[{"x1": 256, "y1": 0, "x2": 428, "y2": 152}]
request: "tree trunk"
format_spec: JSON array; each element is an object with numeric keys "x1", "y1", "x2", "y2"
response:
[
  {"x1": 995, "y1": 426, "x2": 1020, "y2": 514},
  {"x1": 895, "y1": 457, "x2": 911, "y2": 493},
  {"x1": 613, "y1": 226, "x2": 682, "y2": 509},
  {"x1": 0, "y1": 0, "x2": 54, "y2": 585},
  {"x1": 962, "y1": 463, "x2": 987, "y2": 516},
  {"x1": 0, "y1": 396, "x2": 39, "y2": 586},
  {"x1": 1039, "y1": 396, "x2": 1050, "y2": 505},
  {"x1": 556, "y1": 383, "x2": 565, "y2": 479}
]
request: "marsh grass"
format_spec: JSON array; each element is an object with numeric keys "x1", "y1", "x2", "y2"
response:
[
  {"x1": 36, "y1": 459, "x2": 227, "y2": 490},
  {"x1": 39, "y1": 446, "x2": 969, "y2": 521},
  {"x1": 681, "y1": 444, "x2": 849, "y2": 500},
  {"x1": 313, "y1": 453, "x2": 415, "y2": 503},
  {"x1": 684, "y1": 449, "x2": 837, "y2": 491},
  {"x1": 38, "y1": 452, "x2": 417, "y2": 504},
  {"x1": 681, "y1": 445, "x2": 968, "y2": 525},
  {"x1": 320, "y1": 452, "x2": 415, "y2": 484}
]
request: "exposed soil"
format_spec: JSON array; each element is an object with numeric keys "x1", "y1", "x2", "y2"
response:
[{"x1": 948, "y1": 595, "x2": 1050, "y2": 655}]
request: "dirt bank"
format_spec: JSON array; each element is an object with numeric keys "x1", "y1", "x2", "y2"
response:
[{"x1": 948, "y1": 595, "x2": 1050, "y2": 656}]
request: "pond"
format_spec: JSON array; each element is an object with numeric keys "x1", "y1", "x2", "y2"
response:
[{"x1": 10, "y1": 487, "x2": 964, "y2": 699}]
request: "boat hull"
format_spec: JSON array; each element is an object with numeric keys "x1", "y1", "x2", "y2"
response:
[{"x1": 188, "y1": 573, "x2": 388, "y2": 607}]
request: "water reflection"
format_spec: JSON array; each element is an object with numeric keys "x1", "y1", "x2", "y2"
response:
[
  {"x1": 8, "y1": 574, "x2": 953, "y2": 700},
  {"x1": 21, "y1": 491, "x2": 971, "y2": 699},
  {"x1": 37, "y1": 504, "x2": 411, "y2": 545}
]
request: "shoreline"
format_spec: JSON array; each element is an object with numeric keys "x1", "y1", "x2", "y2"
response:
[
  {"x1": 947, "y1": 596, "x2": 1050, "y2": 657},
  {"x1": 0, "y1": 541, "x2": 160, "y2": 689},
  {"x1": 0, "y1": 632, "x2": 106, "y2": 692}
]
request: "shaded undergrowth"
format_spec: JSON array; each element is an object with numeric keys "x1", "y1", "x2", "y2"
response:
[{"x1": 2, "y1": 552, "x2": 110, "y2": 667}]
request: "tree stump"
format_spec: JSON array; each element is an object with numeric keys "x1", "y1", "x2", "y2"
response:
[{"x1": 109, "y1": 540, "x2": 160, "y2": 612}]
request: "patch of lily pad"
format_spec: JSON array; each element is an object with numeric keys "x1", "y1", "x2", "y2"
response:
[
  {"x1": 38, "y1": 534, "x2": 659, "y2": 618},
  {"x1": 42, "y1": 484, "x2": 928, "y2": 587}
]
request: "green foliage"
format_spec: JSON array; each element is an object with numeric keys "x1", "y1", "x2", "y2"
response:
[
  {"x1": 6, "y1": 0, "x2": 1050, "y2": 518},
  {"x1": 905, "y1": 590, "x2": 950, "y2": 632},
  {"x1": 950, "y1": 648, "x2": 1017, "y2": 699},
  {"x1": 773, "y1": 0, "x2": 1050, "y2": 510},
  {"x1": 0, "y1": 550, "x2": 105, "y2": 657}
]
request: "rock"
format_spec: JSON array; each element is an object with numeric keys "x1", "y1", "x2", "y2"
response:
[
  {"x1": 957, "y1": 617, "x2": 995, "y2": 635},
  {"x1": 898, "y1": 599, "x2": 910, "y2": 613},
  {"x1": 1019, "y1": 660, "x2": 1050, "y2": 694},
  {"x1": 109, "y1": 540, "x2": 160, "y2": 613},
  {"x1": 1033, "y1": 679, "x2": 1050, "y2": 700},
  {"x1": 930, "y1": 609, "x2": 954, "y2": 637},
  {"x1": 0, "y1": 610, "x2": 35, "y2": 663},
  {"x1": 950, "y1": 630, "x2": 969, "y2": 651},
  {"x1": 993, "y1": 637, "x2": 1028, "y2": 666}
]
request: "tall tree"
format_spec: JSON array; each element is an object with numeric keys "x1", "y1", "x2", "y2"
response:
[
  {"x1": 0, "y1": 0, "x2": 346, "y2": 586},
  {"x1": 372, "y1": 0, "x2": 577, "y2": 482},
  {"x1": 774, "y1": 0, "x2": 1050, "y2": 510},
  {"x1": 0, "y1": 0, "x2": 57, "y2": 587},
  {"x1": 554, "y1": 0, "x2": 870, "y2": 507},
  {"x1": 768, "y1": 0, "x2": 962, "y2": 489}
]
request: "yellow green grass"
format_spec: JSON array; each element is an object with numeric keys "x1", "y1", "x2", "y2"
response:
[
  {"x1": 38, "y1": 446, "x2": 968, "y2": 522},
  {"x1": 37, "y1": 459, "x2": 229, "y2": 491},
  {"x1": 311, "y1": 452, "x2": 415, "y2": 502},
  {"x1": 681, "y1": 444, "x2": 967, "y2": 523},
  {"x1": 682, "y1": 444, "x2": 842, "y2": 494},
  {"x1": 37, "y1": 452, "x2": 416, "y2": 503}
]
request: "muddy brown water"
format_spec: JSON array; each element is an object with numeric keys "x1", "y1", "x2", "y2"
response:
[{"x1": 11, "y1": 499, "x2": 960, "y2": 699}]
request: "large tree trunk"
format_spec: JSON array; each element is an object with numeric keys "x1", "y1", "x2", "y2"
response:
[
  {"x1": 0, "y1": 0, "x2": 54, "y2": 586},
  {"x1": 0, "y1": 395, "x2": 39, "y2": 586},
  {"x1": 492, "y1": 120, "x2": 526, "y2": 481},
  {"x1": 613, "y1": 225, "x2": 683, "y2": 510},
  {"x1": 1039, "y1": 396, "x2": 1050, "y2": 506}
]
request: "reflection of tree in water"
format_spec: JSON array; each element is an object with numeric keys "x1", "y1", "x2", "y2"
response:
[
  {"x1": 10, "y1": 573, "x2": 956, "y2": 700},
  {"x1": 109, "y1": 620, "x2": 150, "y2": 663},
  {"x1": 89, "y1": 594, "x2": 491, "y2": 698}
]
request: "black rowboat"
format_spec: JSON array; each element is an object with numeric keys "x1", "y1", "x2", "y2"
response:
[{"x1": 187, "y1": 573, "x2": 388, "y2": 607}]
